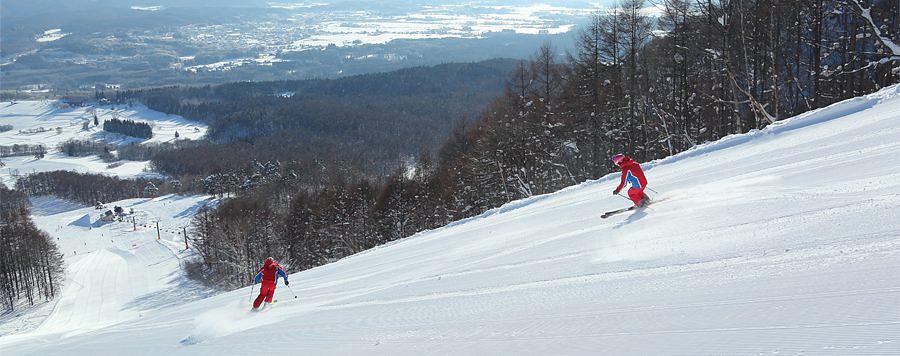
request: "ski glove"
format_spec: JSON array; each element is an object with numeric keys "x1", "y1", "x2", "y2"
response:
[
  {"x1": 284, "y1": 280, "x2": 290, "y2": 286},
  {"x1": 613, "y1": 188, "x2": 621, "y2": 195}
]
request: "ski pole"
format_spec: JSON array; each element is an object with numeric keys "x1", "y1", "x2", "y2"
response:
[
  {"x1": 286, "y1": 283, "x2": 298, "y2": 299},
  {"x1": 646, "y1": 187, "x2": 659, "y2": 194},
  {"x1": 249, "y1": 283, "x2": 255, "y2": 303},
  {"x1": 616, "y1": 193, "x2": 631, "y2": 201}
]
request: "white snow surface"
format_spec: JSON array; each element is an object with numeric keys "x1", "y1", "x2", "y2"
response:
[
  {"x1": 2, "y1": 85, "x2": 900, "y2": 354},
  {"x1": 285, "y1": 3, "x2": 599, "y2": 51},
  {"x1": 35, "y1": 29, "x2": 70, "y2": 43},
  {"x1": 0, "y1": 100, "x2": 206, "y2": 187},
  {"x1": 0, "y1": 195, "x2": 216, "y2": 337}
]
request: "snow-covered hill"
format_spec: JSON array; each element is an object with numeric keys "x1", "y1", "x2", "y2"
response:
[
  {"x1": 0, "y1": 100, "x2": 206, "y2": 187},
  {"x1": 2, "y1": 85, "x2": 900, "y2": 354}
]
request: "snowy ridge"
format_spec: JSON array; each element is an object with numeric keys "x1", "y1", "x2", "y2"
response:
[{"x1": 1, "y1": 86, "x2": 899, "y2": 354}]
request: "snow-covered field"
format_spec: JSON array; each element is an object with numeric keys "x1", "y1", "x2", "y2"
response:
[
  {"x1": 287, "y1": 3, "x2": 597, "y2": 50},
  {"x1": 35, "y1": 29, "x2": 70, "y2": 43},
  {"x1": 0, "y1": 100, "x2": 206, "y2": 187},
  {"x1": 1, "y1": 85, "x2": 899, "y2": 354}
]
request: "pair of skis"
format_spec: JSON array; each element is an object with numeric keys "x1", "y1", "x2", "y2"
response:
[
  {"x1": 251, "y1": 300, "x2": 276, "y2": 312},
  {"x1": 600, "y1": 205, "x2": 637, "y2": 219},
  {"x1": 601, "y1": 196, "x2": 655, "y2": 219}
]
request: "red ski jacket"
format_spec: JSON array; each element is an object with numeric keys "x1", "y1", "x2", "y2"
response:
[
  {"x1": 615, "y1": 156, "x2": 648, "y2": 191},
  {"x1": 254, "y1": 259, "x2": 288, "y2": 285}
]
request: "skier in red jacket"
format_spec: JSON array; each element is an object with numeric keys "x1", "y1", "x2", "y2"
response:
[
  {"x1": 252, "y1": 257, "x2": 289, "y2": 309},
  {"x1": 612, "y1": 154, "x2": 650, "y2": 207}
]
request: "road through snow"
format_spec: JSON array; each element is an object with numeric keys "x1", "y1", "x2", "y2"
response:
[{"x1": 1, "y1": 86, "x2": 899, "y2": 354}]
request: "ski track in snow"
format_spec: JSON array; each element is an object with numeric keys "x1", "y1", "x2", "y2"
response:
[
  {"x1": 1, "y1": 86, "x2": 900, "y2": 354},
  {"x1": 0, "y1": 195, "x2": 216, "y2": 340}
]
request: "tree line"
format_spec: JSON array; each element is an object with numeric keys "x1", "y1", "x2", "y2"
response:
[
  {"x1": 57, "y1": 139, "x2": 177, "y2": 162},
  {"x1": 58, "y1": 139, "x2": 116, "y2": 160},
  {"x1": 183, "y1": 0, "x2": 898, "y2": 288},
  {"x1": 15, "y1": 171, "x2": 170, "y2": 206},
  {"x1": 0, "y1": 144, "x2": 46, "y2": 158},
  {"x1": 103, "y1": 118, "x2": 153, "y2": 139},
  {"x1": 0, "y1": 186, "x2": 65, "y2": 311}
]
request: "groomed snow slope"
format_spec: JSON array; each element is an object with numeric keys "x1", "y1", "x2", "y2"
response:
[
  {"x1": 2, "y1": 85, "x2": 900, "y2": 355},
  {"x1": 0, "y1": 195, "x2": 215, "y2": 337}
]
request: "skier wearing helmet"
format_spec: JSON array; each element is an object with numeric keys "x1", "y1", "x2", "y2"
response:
[
  {"x1": 252, "y1": 257, "x2": 289, "y2": 309},
  {"x1": 611, "y1": 154, "x2": 650, "y2": 207}
]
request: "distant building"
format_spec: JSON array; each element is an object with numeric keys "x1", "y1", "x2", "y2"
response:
[
  {"x1": 61, "y1": 99, "x2": 87, "y2": 107},
  {"x1": 100, "y1": 210, "x2": 116, "y2": 222}
]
